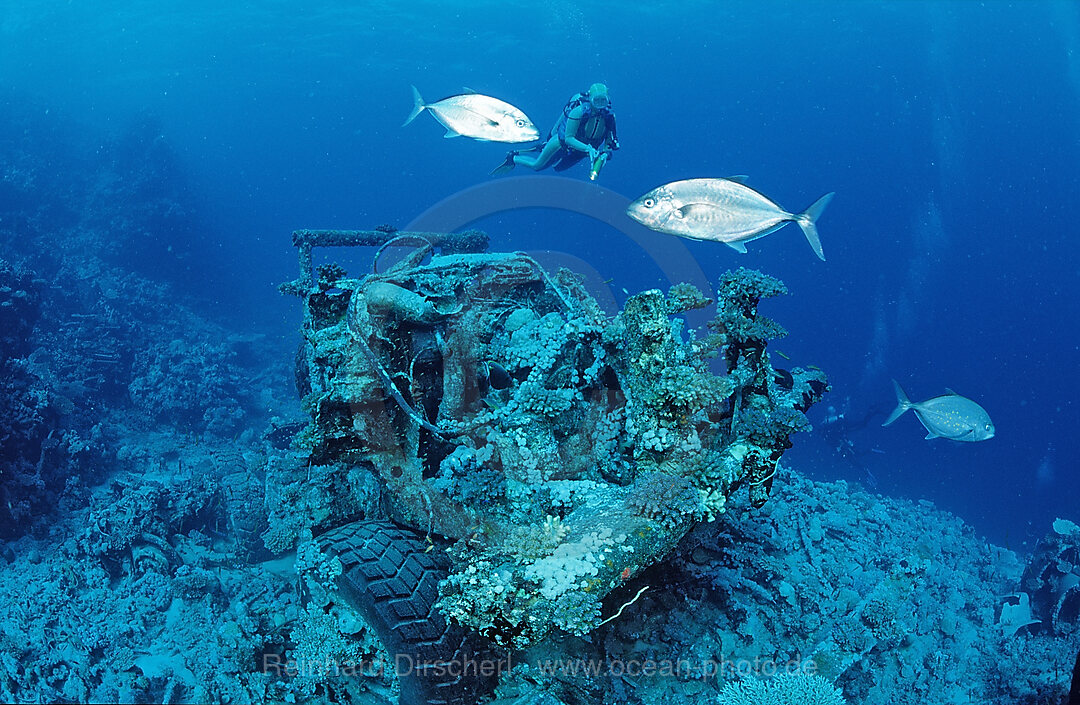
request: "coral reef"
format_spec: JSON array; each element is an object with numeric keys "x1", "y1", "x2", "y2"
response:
[
  {"x1": 0, "y1": 151, "x2": 288, "y2": 534},
  {"x1": 477, "y1": 471, "x2": 1076, "y2": 705},
  {"x1": 0, "y1": 439, "x2": 304, "y2": 704},
  {"x1": 128, "y1": 336, "x2": 249, "y2": 436},
  {"x1": 4, "y1": 455, "x2": 1075, "y2": 704},
  {"x1": 0, "y1": 257, "x2": 41, "y2": 356},
  {"x1": 0, "y1": 257, "x2": 278, "y2": 538},
  {"x1": 0, "y1": 257, "x2": 71, "y2": 537},
  {"x1": 0, "y1": 97, "x2": 306, "y2": 701},
  {"x1": 588, "y1": 471, "x2": 1078, "y2": 705},
  {"x1": 283, "y1": 244, "x2": 828, "y2": 650},
  {"x1": 0, "y1": 170, "x2": 288, "y2": 534}
]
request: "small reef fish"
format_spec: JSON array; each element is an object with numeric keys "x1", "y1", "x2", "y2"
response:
[
  {"x1": 881, "y1": 379, "x2": 995, "y2": 441},
  {"x1": 625, "y1": 177, "x2": 834, "y2": 261},
  {"x1": 403, "y1": 86, "x2": 540, "y2": 143}
]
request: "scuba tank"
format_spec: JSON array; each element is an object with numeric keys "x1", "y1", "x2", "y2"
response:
[{"x1": 589, "y1": 150, "x2": 609, "y2": 181}]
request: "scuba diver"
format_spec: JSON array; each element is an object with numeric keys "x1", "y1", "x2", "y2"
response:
[
  {"x1": 816, "y1": 398, "x2": 890, "y2": 489},
  {"x1": 491, "y1": 82, "x2": 620, "y2": 180}
]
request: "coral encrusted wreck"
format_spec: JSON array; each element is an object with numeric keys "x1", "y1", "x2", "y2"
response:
[{"x1": 274, "y1": 229, "x2": 827, "y2": 701}]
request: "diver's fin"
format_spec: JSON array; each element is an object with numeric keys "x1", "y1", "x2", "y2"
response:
[
  {"x1": 725, "y1": 175, "x2": 750, "y2": 184},
  {"x1": 882, "y1": 379, "x2": 912, "y2": 427},
  {"x1": 403, "y1": 85, "x2": 425, "y2": 127},
  {"x1": 794, "y1": 192, "x2": 834, "y2": 262},
  {"x1": 490, "y1": 151, "x2": 517, "y2": 176},
  {"x1": 725, "y1": 241, "x2": 748, "y2": 254}
]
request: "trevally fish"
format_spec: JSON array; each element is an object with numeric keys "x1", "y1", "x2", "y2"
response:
[
  {"x1": 625, "y1": 177, "x2": 834, "y2": 261},
  {"x1": 881, "y1": 379, "x2": 995, "y2": 441},
  {"x1": 402, "y1": 86, "x2": 540, "y2": 143}
]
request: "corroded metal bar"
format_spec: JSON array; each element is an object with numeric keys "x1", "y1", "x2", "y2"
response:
[
  {"x1": 290, "y1": 228, "x2": 489, "y2": 288},
  {"x1": 297, "y1": 242, "x2": 313, "y2": 288}
]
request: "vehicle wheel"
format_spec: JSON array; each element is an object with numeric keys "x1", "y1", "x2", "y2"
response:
[{"x1": 317, "y1": 520, "x2": 498, "y2": 705}]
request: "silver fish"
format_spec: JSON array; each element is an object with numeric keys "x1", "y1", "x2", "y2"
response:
[
  {"x1": 403, "y1": 86, "x2": 540, "y2": 143},
  {"x1": 626, "y1": 177, "x2": 834, "y2": 261},
  {"x1": 882, "y1": 379, "x2": 995, "y2": 441}
]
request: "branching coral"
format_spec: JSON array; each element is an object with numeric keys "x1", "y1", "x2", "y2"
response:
[
  {"x1": 626, "y1": 472, "x2": 704, "y2": 529},
  {"x1": 712, "y1": 267, "x2": 789, "y2": 350},
  {"x1": 665, "y1": 282, "x2": 713, "y2": 315}
]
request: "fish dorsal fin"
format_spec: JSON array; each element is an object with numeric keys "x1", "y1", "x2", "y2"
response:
[
  {"x1": 944, "y1": 388, "x2": 959, "y2": 395},
  {"x1": 726, "y1": 241, "x2": 748, "y2": 254},
  {"x1": 725, "y1": 175, "x2": 750, "y2": 184},
  {"x1": 461, "y1": 86, "x2": 479, "y2": 94}
]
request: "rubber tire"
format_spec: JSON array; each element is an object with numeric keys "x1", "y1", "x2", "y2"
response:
[{"x1": 317, "y1": 521, "x2": 496, "y2": 705}]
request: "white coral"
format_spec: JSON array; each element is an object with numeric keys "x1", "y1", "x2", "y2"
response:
[
  {"x1": 717, "y1": 673, "x2": 847, "y2": 705},
  {"x1": 524, "y1": 528, "x2": 613, "y2": 600}
]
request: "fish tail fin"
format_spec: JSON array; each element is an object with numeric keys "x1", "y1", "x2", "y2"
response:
[
  {"x1": 881, "y1": 379, "x2": 912, "y2": 427},
  {"x1": 403, "y1": 85, "x2": 425, "y2": 127},
  {"x1": 795, "y1": 192, "x2": 834, "y2": 261}
]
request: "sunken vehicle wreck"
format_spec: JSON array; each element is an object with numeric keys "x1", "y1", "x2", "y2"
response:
[{"x1": 277, "y1": 228, "x2": 827, "y2": 704}]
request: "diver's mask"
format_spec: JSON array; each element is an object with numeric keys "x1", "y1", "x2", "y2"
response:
[{"x1": 587, "y1": 82, "x2": 610, "y2": 111}]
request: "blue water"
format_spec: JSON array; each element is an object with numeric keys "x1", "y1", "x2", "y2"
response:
[
  {"x1": 4, "y1": 3, "x2": 1080, "y2": 703},
  {"x1": 3, "y1": 1, "x2": 1078, "y2": 546}
]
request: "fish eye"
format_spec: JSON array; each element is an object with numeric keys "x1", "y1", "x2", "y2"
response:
[
  {"x1": 643, "y1": 198, "x2": 655, "y2": 208},
  {"x1": 515, "y1": 119, "x2": 526, "y2": 127}
]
